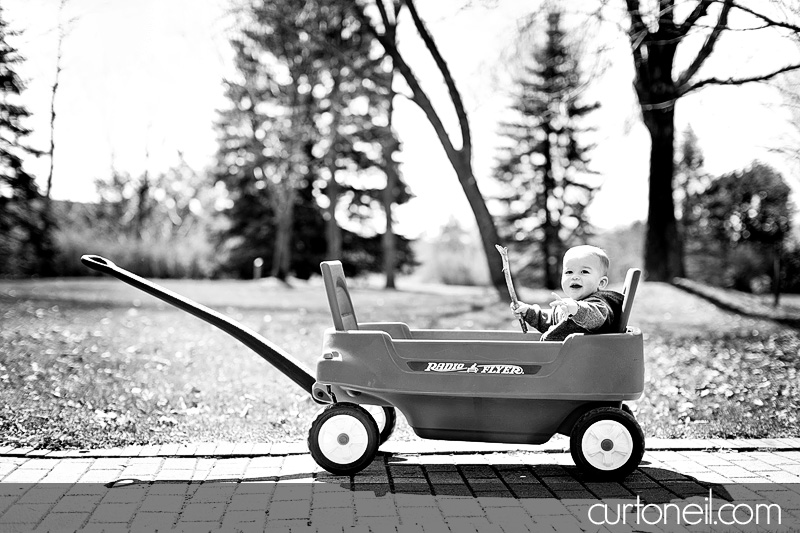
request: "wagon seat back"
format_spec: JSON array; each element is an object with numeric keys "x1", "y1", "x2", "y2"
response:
[
  {"x1": 617, "y1": 268, "x2": 642, "y2": 333},
  {"x1": 321, "y1": 261, "x2": 358, "y2": 331}
]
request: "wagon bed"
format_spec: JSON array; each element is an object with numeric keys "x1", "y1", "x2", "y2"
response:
[{"x1": 313, "y1": 261, "x2": 645, "y2": 445}]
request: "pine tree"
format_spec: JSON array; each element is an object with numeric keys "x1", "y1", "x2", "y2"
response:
[
  {"x1": 0, "y1": 8, "x2": 48, "y2": 276},
  {"x1": 674, "y1": 125, "x2": 708, "y2": 279},
  {"x1": 492, "y1": 9, "x2": 599, "y2": 289},
  {"x1": 215, "y1": 0, "x2": 413, "y2": 279}
]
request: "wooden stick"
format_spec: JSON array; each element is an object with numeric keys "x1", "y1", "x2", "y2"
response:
[{"x1": 495, "y1": 245, "x2": 527, "y2": 334}]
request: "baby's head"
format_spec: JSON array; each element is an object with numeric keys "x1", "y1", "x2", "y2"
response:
[{"x1": 560, "y1": 245, "x2": 610, "y2": 300}]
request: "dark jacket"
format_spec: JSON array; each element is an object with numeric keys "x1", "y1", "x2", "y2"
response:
[{"x1": 523, "y1": 290, "x2": 624, "y2": 341}]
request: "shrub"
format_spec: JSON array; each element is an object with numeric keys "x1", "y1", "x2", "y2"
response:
[{"x1": 54, "y1": 226, "x2": 218, "y2": 279}]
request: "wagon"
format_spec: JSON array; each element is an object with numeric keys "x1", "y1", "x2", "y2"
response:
[{"x1": 81, "y1": 255, "x2": 645, "y2": 480}]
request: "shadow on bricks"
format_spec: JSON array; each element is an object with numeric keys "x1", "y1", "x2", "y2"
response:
[{"x1": 1, "y1": 453, "x2": 799, "y2": 531}]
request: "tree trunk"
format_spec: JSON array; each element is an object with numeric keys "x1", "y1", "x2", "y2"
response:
[
  {"x1": 450, "y1": 151, "x2": 505, "y2": 293},
  {"x1": 134, "y1": 173, "x2": 150, "y2": 239},
  {"x1": 773, "y1": 242, "x2": 781, "y2": 307},
  {"x1": 540, "y1": 130, "x2": 561, "y2": 290},
  {"x1": 642, "y1": 106, "x2": 685, "y2": 281},
  {"x1": 325, "y1": 175, "x2": 342, "y2": 260},
  {"x1": 271, "y1": 188, "x2": 295, "y2": 280},
  {"x1": 382, "y1": 137, "x2": 400, "y2": 290},
  {"x1": 382, "y1": 179, "x2": 396, "y2": 289},
  {"x1": 354, "y1": 1, "x2": 505, "y2": 296}
]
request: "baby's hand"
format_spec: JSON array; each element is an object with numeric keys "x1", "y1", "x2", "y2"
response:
[
  {"x1": 549, "y1": 293, "x2": 578, "y2": 317},
  {"x1": 511, "y1": 301, "x2": 538, "y2": 318}
]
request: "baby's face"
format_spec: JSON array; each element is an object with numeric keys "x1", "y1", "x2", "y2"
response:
[{"x1": 560, "y1": 252, "x2": 608, "y2": 300}]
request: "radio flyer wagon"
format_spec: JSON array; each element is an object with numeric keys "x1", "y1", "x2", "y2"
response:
[{"x1": 81, "y1": 255, "x2": 645, "y2": 480}]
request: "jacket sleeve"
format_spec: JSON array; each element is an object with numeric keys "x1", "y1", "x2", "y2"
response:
[
  {"x1": 523, "y1": 305, "x2": 555, "y2": 333},
  {"x1": 570, "y1": 295, "x2": 612, "y2": 331}
]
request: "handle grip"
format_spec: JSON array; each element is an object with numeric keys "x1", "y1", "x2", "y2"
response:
[{"x1": 81, "y1": 255, "x2": 117, "y2": 274}]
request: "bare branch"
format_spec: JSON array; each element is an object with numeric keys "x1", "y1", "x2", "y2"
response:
[
  {"x1": 47, "y1": 0, "x2": 71, "y2": 201},
  {"x1": 658, "y1": 0, "x2": 676, "y2": 28},
  {"x1": 676, "y1": 0, "x2": 732, "y2": 90},
  {"x1": 679, "y1": 0, "x2": 713, "y2": 36},
  {"x1": 353, "y1": 1, "x2": 459, "y2": 160},
  {"x1": 682, "y1": 62, "x2": 800, "y2": 95},
  {"x1": 624, "y1": 0, "x2": 646, "y2": 33},
  {"x1": 728, "y1": 0, "x2": 800, "y2": 33},
  {"x1": 692, "y1": 22, "x2": 771, "y2": 31},
  {"x1": 404, "y1": 0, "x2": 471, "y2": 158},
  {"x1": 624, "y1": 0, "x2": 649, "y2": 78}
]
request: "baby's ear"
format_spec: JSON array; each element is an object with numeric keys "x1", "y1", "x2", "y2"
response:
[{"x1": 599, "y1": 276, "x2": 609, "y2": 289}]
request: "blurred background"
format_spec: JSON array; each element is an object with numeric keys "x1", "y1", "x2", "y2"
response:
[{"x1": 3, "y1": 0, "x2": 800, "y2": 300}]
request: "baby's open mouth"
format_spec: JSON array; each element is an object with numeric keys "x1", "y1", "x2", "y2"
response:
[{"x1": 570, "y1": 283, "x2": 582, "y2": 289}]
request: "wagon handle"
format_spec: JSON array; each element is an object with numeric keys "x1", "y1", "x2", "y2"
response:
[
  {"x1": 81, "y1": 254, "x2": 117, "y2": 273},
  {"x1": 80, "y1": 254, "x2": 320, "y2": 401}
]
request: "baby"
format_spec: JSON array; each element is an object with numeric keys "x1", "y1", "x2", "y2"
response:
[{"x1": 512, "y1": 245, "x2": 624, "y2": 341}]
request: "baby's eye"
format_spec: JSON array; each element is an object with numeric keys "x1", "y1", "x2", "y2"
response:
[
  {"x1": 581, "y1": 270, "x2": 590, "y2": 274},
  {"x1": 564, "y1": 270, "x2": 572, "y2": 275}
]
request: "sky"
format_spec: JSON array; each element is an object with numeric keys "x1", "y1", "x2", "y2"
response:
[{"x1": 4, "y1": 0, "x2": 799, "y2": 238}]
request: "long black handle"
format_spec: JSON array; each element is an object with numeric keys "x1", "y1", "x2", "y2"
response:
[{"x1": 80, "y1": 255, "x2": 319, "y2": 400}]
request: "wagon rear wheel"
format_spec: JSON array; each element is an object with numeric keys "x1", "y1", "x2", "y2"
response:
[
  {"x1": 308, "y1": 403, "x2": 379, "y2": 476},
  {"x1": 570, "y1": 407, "x2": 644, "y2": 480},
  {"x1": 363, "y1": 405, "x2": 397, "y2": 445}
]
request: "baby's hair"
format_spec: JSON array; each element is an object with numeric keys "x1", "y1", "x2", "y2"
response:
[{"x1": 564, "y1": 245, "x2": 610, "y2": 276}]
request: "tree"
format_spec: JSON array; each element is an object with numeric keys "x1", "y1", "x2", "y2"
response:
[
  {"x1": 493, "y1": 9, "x2": 600, "y2": 289},
  {"x1": 674, "y1": 125, "x2": 707, "y2": 271},
  {"x1": 0, "y1": 8, "x2": 48, "y2": 276},
  {"x1": 355, "y1": 0, "x2": 507, "y2": 296},
  {"x1": 93, "y1": 155, "x2": 218, "y2": 242},
  {"x1": 216, "y1": 0, "x2": 413, "y2": 280},
  {"x1": 620, "y1": 0, "x2": 800, "y2": 281},
  {"x1": 685, "y1": 162, "x2": 793, "y2": 303},
  {"x1": 675, "y1": 125, "x2": 705, "y2": 222},
  {"x1": 217, "y1": 0, "x2": 336, "y2": 280},
  {"x1": 46, "y1": 0, "x2": 75, "y2": 202}
]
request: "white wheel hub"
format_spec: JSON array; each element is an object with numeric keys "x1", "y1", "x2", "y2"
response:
[
  {"x1": 581, "y1": 419, "x2": 633, "y2": 471},
  {"x1": 318, "y1": 414, "x2": 369, "y2": 464},
  {"x1": 363, "y1": 405, "x2": 386, "y2": 433}
]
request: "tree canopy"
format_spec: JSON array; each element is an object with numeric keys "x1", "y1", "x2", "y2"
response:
[{"x1": 0, "y1": 8, "x2": 49, "y2": 276}]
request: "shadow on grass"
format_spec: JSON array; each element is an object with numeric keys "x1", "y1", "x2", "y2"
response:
[{"x1": 672, "y1": 278, "x2": 800, "y2": 330}]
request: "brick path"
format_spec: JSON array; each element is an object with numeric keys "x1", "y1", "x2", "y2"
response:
[{"x1": 1, "y1": 439, "x2": 799, "y2": 532}]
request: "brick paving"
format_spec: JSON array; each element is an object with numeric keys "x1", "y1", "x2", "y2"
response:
[{"x1": 0, "y1": 440, "x2": 798, "y2": 532}]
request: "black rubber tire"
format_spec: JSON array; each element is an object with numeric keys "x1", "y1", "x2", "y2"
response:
[
  {"x1": 621, "y1": 403, "x2": 633, "y2": 415},
  {"x1": 569, "y1": 407, "x2": 645, "y2": 480},
  {"x1": 377, "y1": 406, "x2": 397, "y2": 445},
  {"x1": 308, "y1": 403, "x2": 379, "y2": 476},
  {"x1": 360, "y1": 405, "x2": 397, "y2": 445}
]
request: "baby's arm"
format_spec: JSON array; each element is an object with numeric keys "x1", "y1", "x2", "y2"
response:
[
  {"x1": 512, "y1": 301, "x2": 554, "y2": 333},
  {"x1": 568, "y1": 296, "x2": 612, "y2": 331}
]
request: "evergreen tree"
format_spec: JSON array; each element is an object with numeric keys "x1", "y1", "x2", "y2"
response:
[
  {"x1": 0, "y1": 8, "x2": 49, "y2": 276},
  {"x1": 492, "y1": 9, "x2": 599, "y2": 289},
  {"x1": 215, "y1": 0, "x2": 413, "y2": 280},
  {"x1": 675, "y1": 125, "x2": 706, "y2": 226},
  {"x1": 674, "y1": 125, "x2": 707, "y2": 279}
]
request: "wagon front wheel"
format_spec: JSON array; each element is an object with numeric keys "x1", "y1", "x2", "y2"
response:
[
  {"x1": 570, "y1": 407, "x2": 644, "y2": 480},
  {"x1": 308, "y1": 403, "x2": 379, "y2": 476}
]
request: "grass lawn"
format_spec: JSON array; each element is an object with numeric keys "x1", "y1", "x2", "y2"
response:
[{"x1": 1, "y1": 272, "x2": 798, "y2": 450}]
